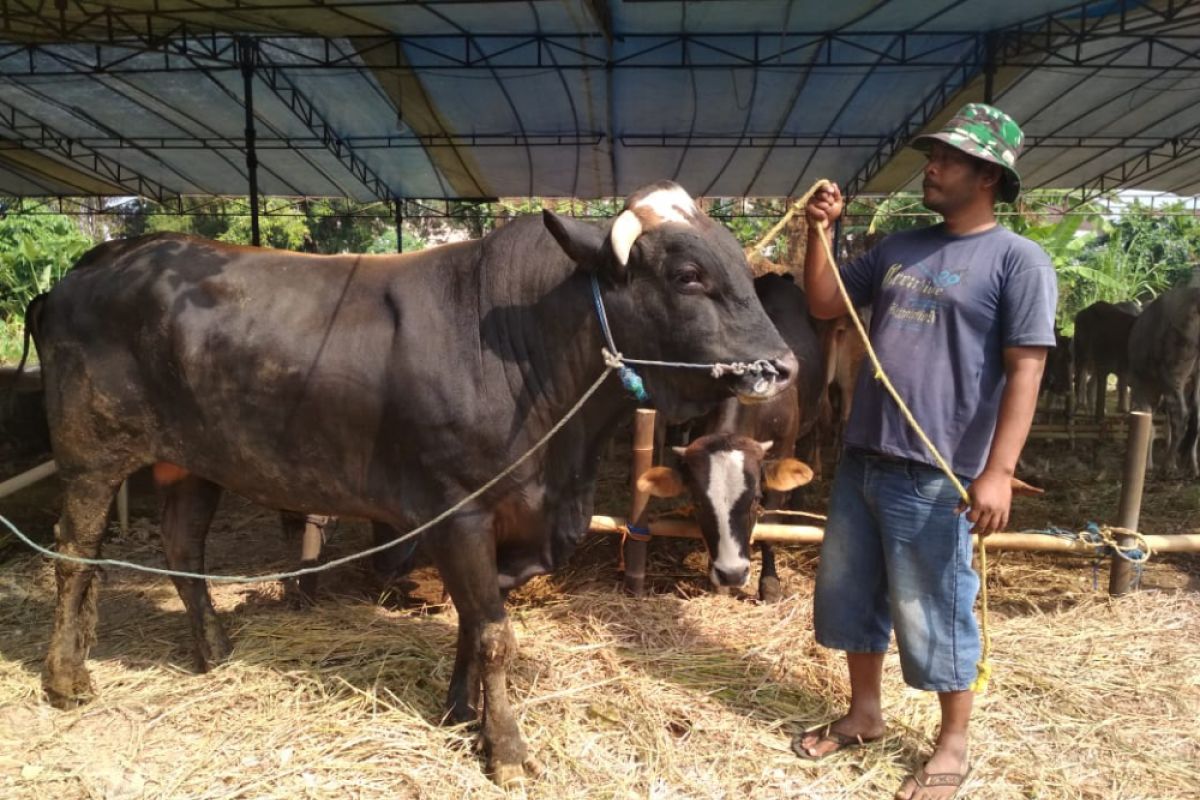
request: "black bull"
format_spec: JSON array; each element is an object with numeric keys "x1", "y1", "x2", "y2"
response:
[{"x1": 27, "y1": 184, "x2": 796, "y2": 785}]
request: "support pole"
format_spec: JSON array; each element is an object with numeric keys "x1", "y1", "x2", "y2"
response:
[
  {"x1": 621, "y1": 408, "x2": 656, "y2": 595},
  {"x1": 1109, "y1": 411, "x2": 1152, "y2": 596},
  {"x1": 116, "y1": 481, "x2": 129, "y2": 538},
  {"x1": 395, "y1": 198, "x2": 404, "y2": 253},
  {"x1": 0, "y1": 460, "x2": 57, "y2": 499},
  {"x1": 983, "y1": 33, "x2": 996, "y2": 105},
  {"x1": 239, "y1": 37, "x2": 261, "y2": 248},
  {"x1": 298, "y1": 515, "x2": 327, "y2": 602}
]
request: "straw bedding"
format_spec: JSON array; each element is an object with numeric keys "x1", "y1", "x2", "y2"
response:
[{"x1": 0, "y1": 436, "x2": 1197, "y2": 799}]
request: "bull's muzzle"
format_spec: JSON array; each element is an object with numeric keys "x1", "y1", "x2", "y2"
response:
[
  {"x1": 733, "y1": 350, "x2": 798, "y2": 403},
  {"x1": 710, "y1": 561, "x2": 751, "y2": 589}
]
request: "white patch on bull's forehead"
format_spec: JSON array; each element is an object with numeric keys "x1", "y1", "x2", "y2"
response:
[
  {"x1": 705, "y1": 449, "x2": 751, "y2": 575},
  {"x1": 632, "y1": 186, "x2": 698, "y2": 225}
]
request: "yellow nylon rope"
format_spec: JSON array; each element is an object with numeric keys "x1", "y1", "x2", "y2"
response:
[{"x1": 794, "y1": 180, "x2": 993, "y2": 694}]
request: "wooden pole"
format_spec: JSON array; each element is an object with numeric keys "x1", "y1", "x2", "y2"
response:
[
  {"x1": 0, "y1": 460, "x2": 58, "y2": 499},
  {"x1": 1109, "y1": 411, "x2": 1153, "y2": 596},
  {"x1": 589, "y1": 515, "x2": 1200, "y2": 554},
  {"x1": 621, "y1": 409, "x2": 656, "y2": 595},
  {"x1": 298, "y1": 515, "x2": 326, "y2": 602},
  {"x1": 116, "y1": 481, "x2": 129, "y2": 537}
]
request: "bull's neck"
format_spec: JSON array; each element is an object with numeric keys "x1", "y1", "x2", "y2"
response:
[{"x1": 484, "y1": 261, "x2": 633, "y2": 454}]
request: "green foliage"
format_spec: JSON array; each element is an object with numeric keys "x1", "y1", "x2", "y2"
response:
[
  {"x1": 0, "y1": 215, "x2": 94, "y2": 318},
  {"x1": 0, "y1": 215, "x2": 95, "y2": 361},
  {"x1": 366, "y1": 227, "x2": 427, "y2": 254}
]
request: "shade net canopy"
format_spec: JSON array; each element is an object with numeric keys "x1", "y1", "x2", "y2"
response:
[{"x1": 0, "y1": 0, "x2": 1196, "y2": 202}]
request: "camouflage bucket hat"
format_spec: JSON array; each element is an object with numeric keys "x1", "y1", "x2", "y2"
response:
[{"x1": 911, "y1": 103, "x2": 1024, "y2": 203}]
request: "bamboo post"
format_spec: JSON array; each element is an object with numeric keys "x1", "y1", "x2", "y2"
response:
[
  {"x1": 1109, "y1": 411, "x2": 1153, "y2": 596},
  {"x1": 588, "y1": 516, "x2": 1200, "y2": 554},
  {"x1": 116, "y1": 481, "x2": 129, "y2": 537},
  {"x1": 298, "y1": 515, "x2": 327, "y2": 602},
  {"x1": 0, "y1": 460, "x2": 57, "y2": 499},
  {"x1": 621, "y1": 409, "x2": 656, "y2": 596}
]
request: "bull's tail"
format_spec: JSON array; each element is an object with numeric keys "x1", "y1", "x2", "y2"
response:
[{"x1": 7, "y1": 294, "x2": 45, "y2": 409}]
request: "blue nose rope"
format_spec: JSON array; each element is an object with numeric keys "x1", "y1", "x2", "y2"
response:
[{"x1": 588, "y1": 274, "x2": 781, "y2": 404}]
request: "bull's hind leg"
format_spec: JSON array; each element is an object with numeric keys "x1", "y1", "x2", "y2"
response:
[
  {"x1": 429, "y1": 526, "x2": 538, "y2": 786},
  {"x1": 43, "y1": 475, "x2": 121, "y2": 708},
  {"x1": 158, "y1": 473, "x2": 230, "y2": 671}
]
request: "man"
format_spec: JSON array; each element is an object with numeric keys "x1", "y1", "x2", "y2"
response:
[{"x1": 795, "y1": 104, "x2": 1057, "y2": 800}]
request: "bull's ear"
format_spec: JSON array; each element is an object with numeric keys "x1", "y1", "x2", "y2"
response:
[
  {"x1": 543, "y1": 209, "x2": 612, "y2": 271},
  {"x1": 762, "y1": 458, "x2": 814, "y2": 491},
  {"x1": 637, "y1": 466, "x2": 685, "y2": 498},
  {"x1": 1011, "y1": 477, "x2": 1045, "y2": 497}
]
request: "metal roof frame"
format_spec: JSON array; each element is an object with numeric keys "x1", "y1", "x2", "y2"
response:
[{"x1": 1, "y1": 1, "x2": 1200, "y2": 210}]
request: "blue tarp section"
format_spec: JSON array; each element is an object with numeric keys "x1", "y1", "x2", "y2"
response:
[{"x1": 0, "y1": 0, "x2": 1192, "y2": 200}]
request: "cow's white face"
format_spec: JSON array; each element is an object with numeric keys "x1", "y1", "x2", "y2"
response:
[
  {"x1": 637, "y1": 435, "x2": 813, "y2": 590},
  {"x1": 702, "y1": 447, "x2": 753, "y2": 587}
]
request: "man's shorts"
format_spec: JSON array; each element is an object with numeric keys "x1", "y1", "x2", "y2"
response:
[{"x1": 813, "y1": 448, "x2": 980, "y2": 692}]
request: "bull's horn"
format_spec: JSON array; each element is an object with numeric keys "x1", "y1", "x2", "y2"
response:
[{"x1": 610, "y1": 209, "x2": 643, "y2": 267}]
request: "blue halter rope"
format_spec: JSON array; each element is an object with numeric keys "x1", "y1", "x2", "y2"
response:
[{"x1": 588, "y1": 274, "x2": 780, "y2": 404}]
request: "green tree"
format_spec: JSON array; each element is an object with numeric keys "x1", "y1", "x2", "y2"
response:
[{"x1": 0, "y1": 213, "x2": 97, "y2": 362}]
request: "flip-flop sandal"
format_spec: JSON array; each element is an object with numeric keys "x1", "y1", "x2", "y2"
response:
[
  {"x1": 895, "y1": 764, "x2": 973, "y2": 799},
  {"x1": 791, "y1": 724, "x2": 882, "y2": 761}
]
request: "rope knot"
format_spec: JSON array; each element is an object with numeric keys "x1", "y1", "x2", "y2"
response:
[{"x1": 601, "y1": 347, "x2": 624, "y2": 369}]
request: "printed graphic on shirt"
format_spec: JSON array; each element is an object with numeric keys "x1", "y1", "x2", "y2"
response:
[{"x1": 882, "y1": 261, "x2": 967, "y2": 328}]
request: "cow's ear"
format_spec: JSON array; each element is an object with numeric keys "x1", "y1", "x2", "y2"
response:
[
  {"x1": 762, "y1": 458, "x2": 814, "y2": 491},
  {"x1": 543, "y1": 210, "x2": 617, "y2": 273},
  {"x1": 637, "y1": 466, "x2": 685, "y2": 498},
  {"x1": 1011, "y1": 477, "x2": 1045, "y2": 497}
]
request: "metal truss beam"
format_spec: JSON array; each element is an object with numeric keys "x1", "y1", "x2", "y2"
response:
[
  {"x1": 8, "y1": 30, "x2": 1200, "y2": 73},
  {"x1": 6, "y1": 189, "x2": 1199, "y2": 220},
  {"x1": 0, "y1": 0, "x2": 1187, "y2": 75},
  {"x1": 0, "y1": 99, "x2": 179, "y2": 202},
  {"x1": 841, "y1": 57, "x2": 980, "y2": 198},
  {"x1": 0, "y1": 133, "x2": 605, "y2": 150},
  {"x1": 250, "y1": 42, "x2": 393, "y2": 202},
  {"x1": 840, "y1": 0, "x2": 1200, "y2": 199},
  {"x1": 1061, "y1": 124, "x2": 1200, "y2": 208}
]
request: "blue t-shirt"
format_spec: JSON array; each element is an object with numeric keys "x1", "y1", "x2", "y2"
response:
[{"x1": 841, "y1": 223, "x2": 1058, "y2": 478}]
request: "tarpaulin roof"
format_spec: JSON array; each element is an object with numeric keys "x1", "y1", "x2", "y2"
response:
[{"x1": 0, "y1": 0, "x2": 1198, "y2": 202}]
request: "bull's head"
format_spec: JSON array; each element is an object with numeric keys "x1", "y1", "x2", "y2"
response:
[
  {"x1": 637, "y1": 434, "x2": 813, "y2": 589},
  {"x1": 542, "y1": 181, "x2": 797, "y2": 419}
]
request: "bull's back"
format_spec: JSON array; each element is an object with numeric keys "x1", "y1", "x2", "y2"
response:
[{"x1": 35, "y1": 234, "x2": 471, "y2": 509}]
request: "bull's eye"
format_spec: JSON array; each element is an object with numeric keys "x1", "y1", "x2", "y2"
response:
[{"x1": 672, "y1": 264, "x2": 704, "y2": 291}]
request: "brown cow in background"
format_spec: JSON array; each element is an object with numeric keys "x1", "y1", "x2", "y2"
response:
[{"x1": 1073, "y1": 300, "x2": 1141, "y2": 420}]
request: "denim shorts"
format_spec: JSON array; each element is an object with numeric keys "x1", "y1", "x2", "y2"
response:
[{"x1": 813, "y1": 448, "x2": 980, "y2": 692}]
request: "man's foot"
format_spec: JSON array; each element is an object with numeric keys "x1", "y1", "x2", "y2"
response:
[
  {"x1": 792, "y1": 714, "x2": 885, "y2": 760},
  {"x1": 894, "y1": 745, "x2": 971, "y2": 799}
]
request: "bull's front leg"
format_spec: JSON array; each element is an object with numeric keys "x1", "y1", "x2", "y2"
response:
[
  {"x1": 757, "y1": 489, "x2": 786, "y2": 604},
  {"x1": 428, "y1": 520, "x2": 540, "y2": 786}
]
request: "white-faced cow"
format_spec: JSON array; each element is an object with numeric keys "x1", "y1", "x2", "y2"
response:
[
  {"x1": 1127, "y1": 286, "x2": 1200, "y2": 477},
  {"x1": 638, "y1": 274, "x2": 821, "y2": 603},
  {"x1": 25, "y1": 181, "x2": 796, "y2": 785}
]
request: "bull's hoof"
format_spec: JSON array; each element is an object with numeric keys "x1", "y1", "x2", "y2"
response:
[
  {"x1": 442, "y1": 702, "x2": 480, "y2": 726},
  {"x1": 43, "y1": 665, "x2": 95, "y2": 709},
  {"x1": 193, "y1": 627, "x2": 233, "y2": 673},
  {"x1": 489, "y1": 756, "x2": 542, "y2": 787},
  {"x1": 758, "y1": 576, "x2": 783, "y2": 604}
]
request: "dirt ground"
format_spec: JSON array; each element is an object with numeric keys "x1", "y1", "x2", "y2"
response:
[{"x1": 0, "y1": 418, "x2": 1197, "y2": 799}]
